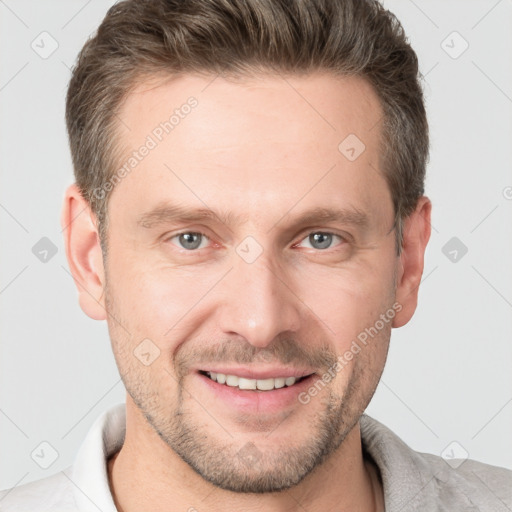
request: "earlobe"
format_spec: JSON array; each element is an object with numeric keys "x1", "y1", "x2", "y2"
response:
[
  {"x1": 392, "y1": 196, "x2": 432, "y2": 328},
  {"x1": 61, "y1": 184, "x2": 107, "y2": 321}
]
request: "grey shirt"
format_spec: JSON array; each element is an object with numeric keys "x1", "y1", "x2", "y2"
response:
[{"x1": 1, "y1": 403, "x2": 510, "y2": 511}]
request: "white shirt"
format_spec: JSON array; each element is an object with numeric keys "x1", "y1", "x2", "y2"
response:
[{"x1": 1, "y1": 403, "x2": 511, "y2": 511}]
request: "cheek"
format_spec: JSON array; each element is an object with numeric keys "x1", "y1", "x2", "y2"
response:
[
  {"x1": 292, "y1": 259, "x2": 395, "y2": 342},
  {"x1": 105, "y1": 254, "x2": 220, "y2": 348}
]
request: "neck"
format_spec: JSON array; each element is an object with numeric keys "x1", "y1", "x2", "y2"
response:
[{"x1": 107, "y1": 398, "x2": 382, "y2": 512}]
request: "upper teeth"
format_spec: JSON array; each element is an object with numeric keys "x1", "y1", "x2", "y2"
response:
[{"x1": 207, "y1": 372, "x2": 298, "y2": 390}]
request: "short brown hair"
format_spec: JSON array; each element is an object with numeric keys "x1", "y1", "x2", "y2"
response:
[{"x1": 66, "y1": 0, "x2": 428, "y2": 254}]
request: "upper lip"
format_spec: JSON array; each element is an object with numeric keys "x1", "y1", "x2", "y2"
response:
[{"x1": 196, "y1": 366, "x2": 316, "y2": 380}]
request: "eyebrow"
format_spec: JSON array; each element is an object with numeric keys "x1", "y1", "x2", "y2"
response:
[
  {"x1": 137, "y1": 203, "x2": 250, "y2": 229},
  {"x1": 137, "y1": 202, "x2": 370, "y2": 232},
  {"x1": 275, "y1": 206, "x2": 370, "y2": 231}
]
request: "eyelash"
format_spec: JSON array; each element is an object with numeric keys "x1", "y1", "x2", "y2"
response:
[{"x1": 166, "y1": 231, "x2": 348, "y2": 252}]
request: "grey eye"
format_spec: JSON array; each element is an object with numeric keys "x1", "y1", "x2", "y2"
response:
[
  {"x1": 297, "y1": 232, "x2": 344, "y2": 250},
  {"x1": 308, "y1": 232, "x2": 333, "y2": 249},
  {"x1": 175, "y1": 232, "x2": 205, "y2": 250}
]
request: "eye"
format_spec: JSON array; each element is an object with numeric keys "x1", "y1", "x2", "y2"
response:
[
  {"x1": 297, "y1": 232, "x2": 345, "y2": 250},
  {"x1": 169, "y1": 232, "x2": 210, "y2": 250}
]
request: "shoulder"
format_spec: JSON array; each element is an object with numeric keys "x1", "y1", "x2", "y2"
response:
[
  {"x1": 420, "y1": 451, "x2": 512, "y2": 510},
  {"x1": 0, "y1": 469, "x2": 78, "y2": 512},
  {"x1": 360, "y1": 414, "x2": 512, "y2": 511},
  {"x1": 0, "y1": 403, "x2": 125, "y2": 512}
]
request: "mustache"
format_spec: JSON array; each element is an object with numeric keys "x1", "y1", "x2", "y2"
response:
[{"x1": 174, "y1": 337, "x2": 338, "y2": 379}]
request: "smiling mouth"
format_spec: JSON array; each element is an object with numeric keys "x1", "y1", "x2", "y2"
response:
[{"x1": 198, "y1": 370, "x2": 314, "y2": 391}]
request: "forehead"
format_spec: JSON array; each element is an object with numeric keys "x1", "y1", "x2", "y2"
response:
[
  {"x1": 119, "y1": 72, "x2": 382, "y2": 152},
  {"x1": 109, "y1": 72, "x2": 392, "y2": 232}
]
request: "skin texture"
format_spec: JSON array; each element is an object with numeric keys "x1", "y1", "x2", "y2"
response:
[{"x1": 62, "y1": 72, "x2": 431, "y2": 512}]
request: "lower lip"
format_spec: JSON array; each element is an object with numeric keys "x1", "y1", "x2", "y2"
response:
[{"x1": 197, "y1": 373, "x2": 315, "y2": 414}]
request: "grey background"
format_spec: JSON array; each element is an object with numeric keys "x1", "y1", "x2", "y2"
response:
[{"x1": 1, "y1": 0, "x2": 511, "y2": 490}]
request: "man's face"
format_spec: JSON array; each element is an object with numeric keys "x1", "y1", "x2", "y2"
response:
[{"x1": 104, "y1": 72, "x2": 398, "y2": 492}]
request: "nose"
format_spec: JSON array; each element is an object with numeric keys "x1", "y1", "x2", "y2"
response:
[{"x1": 216, "y1": 249, "x2": 302, "y2": 348}]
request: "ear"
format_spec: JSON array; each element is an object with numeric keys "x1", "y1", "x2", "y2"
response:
[
  {"x1": 392, "y1": 196, "x2": 432, "y2": 328},
  {"x1": 61, "y1": 183, "x2": 107, "y2": 320}
]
